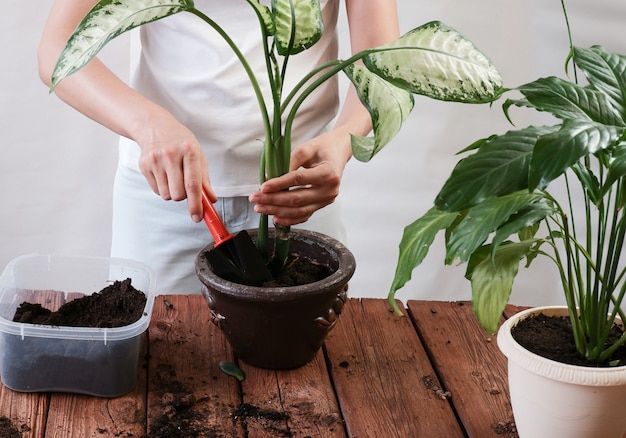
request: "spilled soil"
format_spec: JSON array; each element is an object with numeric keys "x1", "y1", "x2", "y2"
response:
[{"x1": 0, "y1": 417, "x2": 28, "y2": 438}]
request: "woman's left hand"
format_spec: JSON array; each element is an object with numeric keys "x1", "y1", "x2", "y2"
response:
[{"x1": 249, "y1": 128, "x2": 353, "y2": 226}]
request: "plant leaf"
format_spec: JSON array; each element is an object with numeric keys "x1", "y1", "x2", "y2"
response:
[
  {"x1": 219, "y1": 361, "x2": 245, "y2": 381},
  {"x1": 571, "y1": 161, "x2": 602, "y2": 204},
  {"x1": 272, "y1": 0, "x2": 323, "y2": 56},
  {"x1": 512, "y1": 76, "x2": 623, "y2": 126},
  {"x1": 491, "y1": 200, "x2": 555, "y2": 256},
  {"x1": 345, "y1": 64, "x2": 414, "y2": 162},
  {"x1": 388, "y1": 207, "x2": 458, "y2": 300},
  {"x1": 245, "y1": 0, "x2": 276, "y2": 35},
  {"x1": 469, "y1": 241, "x2": 534, "y2": 334},
  {"x1": 603, "y1": 143, "x2": 626, "y2": 197},
  {"x1": 573, "y1": 46, "x2": 626, "y2": 122},
  {"x1": 51, "y1": 0, "x2": 193, "y2": 90},
  {"x1": 435, "y1": 126, "x2": 556, "y2": 212},
  {"x1": 446, "y1": 191, "x2": 544, "y2": 264},
  {"x1": 363, "y1": 21, "x2": 502, "y2": 103},
  {"x1": 529, "y1": 119, "x2": 624, "y2": 190}
]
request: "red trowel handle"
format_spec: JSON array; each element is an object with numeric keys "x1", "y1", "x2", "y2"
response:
[{"x1": 201, "y1": 189, "x2": 234, "y2": 247}]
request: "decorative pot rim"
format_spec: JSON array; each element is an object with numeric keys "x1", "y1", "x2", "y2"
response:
[
  {"x1": 497, "y1": 306, "x2": 626, "y2": 386},
  {"x1": 195, "y1": 228, "x2": 356, "y2": 301}
]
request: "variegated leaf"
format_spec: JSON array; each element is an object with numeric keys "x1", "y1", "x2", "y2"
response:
[
  {"x1": 51, "y1": 0, "x2": 193, "y2": 90},
  {"x1": 272, "y1": 0, "x2": 323, "y2": 55},
  {"x1": 245, "y1": 0, "x2": 276, "y2": 36},
  {"x1": 345, "y1": 64, "x2": 414, "y2": 162},
  {"x1": 364, "y1": 21, "x2": 502, "y2": 103}
]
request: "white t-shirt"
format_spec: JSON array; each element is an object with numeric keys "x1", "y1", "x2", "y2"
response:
[{"x1": 118, "y1": 0, "x2": 340, "y2": 197}]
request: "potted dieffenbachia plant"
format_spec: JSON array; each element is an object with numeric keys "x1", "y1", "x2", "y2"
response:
[
  {"x1": 50, "y1": 0, "x2": 502, "y2": 370},
  {"x1": 50, "y1": 0, "x2": 502, "y2": 272},
  {"x1": 387, "y1": 1, "x2": 626, "y2": 434}
]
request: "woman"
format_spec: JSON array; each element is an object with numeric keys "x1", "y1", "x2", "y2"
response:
[{"x1": 38, "y1": 0, "x2": 400, "y2": 293}]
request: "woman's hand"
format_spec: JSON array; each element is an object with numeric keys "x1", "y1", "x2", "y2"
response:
[
  {"x1": 135, "y1": 108, "x2": 215, "y2": 222},
  {"x1": 249, "y1": 127, "x2": 353, "y2": 226},
  {"x1": 38, "y1": 0, "x2": 215, "y2": 223}
]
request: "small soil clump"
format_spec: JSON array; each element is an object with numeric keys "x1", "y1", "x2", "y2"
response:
[
  {"x1": 232, "y1": 403, "x2": 292, "y2": 437},
  {"x1": 12, "y1": 278, "x2": 146, "y2": 327},
  {"x1": 512, "y1": 313, "x2": 626, "y2": 367},
  {"x1": 0, "y1": 416, "x2": 27, "y2": 438}
]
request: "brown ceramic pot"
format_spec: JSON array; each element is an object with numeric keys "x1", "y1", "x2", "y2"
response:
[{"x1": 195, "y1": 229, "x2": 356, "y2": 370}]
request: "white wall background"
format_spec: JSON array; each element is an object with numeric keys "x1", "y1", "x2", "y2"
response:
[{"x1": 1, "y1": 0, "x2": 623, "y2": 305}]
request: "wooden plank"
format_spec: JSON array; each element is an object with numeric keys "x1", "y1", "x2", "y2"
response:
[
  {"x1": 325, "y1": 298, "x2": 464, "y2": 438},
  {"x1": 0, "y1": 388, "x2": 48, "y2": 438},
  {"x1": 408, "y1": 300, "x2": 516, "y2": 438},
  {"x1": 147, "y1": 294, "x2": 244, "y2": 437},
  {"x1": 45, "y1": 390, "x2": 146, "y2": 437},
  {"x1": 239, "y1": 351, "x2": 345, "y2": 438},
  {"x1": 503, "y1": 305, "x2": 528, "y2": 319}
]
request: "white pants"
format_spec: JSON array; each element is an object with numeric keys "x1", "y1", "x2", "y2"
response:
[{"x1": 111, "y1": 165, "x2": 347, "y2": 295}]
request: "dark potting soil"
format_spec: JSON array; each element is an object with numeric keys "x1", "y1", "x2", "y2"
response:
[
  {"x1": 5, "y1": 279, "x2": 147, "y2": 396},
  {"x1": 12, "y1": 278, "x2": 146, "y2": 327},
  {"x1": 512, "y1": 313, "x2": 626, "y2": 367},
  {"x1": 149, "y1": 363, "x2": 294, "y2": 438},
  {"x1": 262, "y1": 254, "x2": 333, "y2": 287},
  {"x1": 0, "y1": 416, "x2": 28, "y2": 438}
]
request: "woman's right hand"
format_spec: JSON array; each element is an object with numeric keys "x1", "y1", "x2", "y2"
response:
[
  {"x1": 135, "y1": 108, "x2": 216, "y2": 222},
  {"x1": 38, "y1": 0, "x2": 215, "y2": 223}
]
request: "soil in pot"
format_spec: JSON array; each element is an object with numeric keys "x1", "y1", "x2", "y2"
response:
[
  {"x1": 512, "y1": 313, "x2": 626, "y2": 367},
  {"x1": 260, "y1": 254, "x2": 333, "y2": 287},
  {"x1": 12, "y1": 278, "x2": 146, "y2": 327}
]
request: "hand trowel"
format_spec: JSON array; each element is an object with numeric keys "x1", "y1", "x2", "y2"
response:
[{"x1": 201, "y1": 190, "x2": 273, "y2": 286}]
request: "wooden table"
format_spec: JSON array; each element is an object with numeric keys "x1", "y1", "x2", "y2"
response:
[{"x1": 0, "y1": 296, "x2": 523, "y2": 437}]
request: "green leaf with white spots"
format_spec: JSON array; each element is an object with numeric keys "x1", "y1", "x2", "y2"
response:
[
  {"x1": 272, "y1": 0, "x2": 323, "y2": 56},
  {"x1": 245, "y1": 0, "x2": 275, "y2": 36},
  {"x1": 51, "y1": 0, "x2": 194, "y2": 90},
  {"x1": 345, "y1": 64, "x2": 414, "y2": 162},
  {"x1": 364, "y1": 21, "x2": 502, "y2": 103}
]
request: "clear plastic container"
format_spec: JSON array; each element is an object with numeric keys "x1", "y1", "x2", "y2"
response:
[{"x1": 0, "y1": 254, "x2": 156, "y2": 397}]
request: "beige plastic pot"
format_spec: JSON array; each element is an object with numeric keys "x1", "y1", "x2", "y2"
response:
[{"x1": 498, "y1": 306, "x2": 626, "y2": 438}]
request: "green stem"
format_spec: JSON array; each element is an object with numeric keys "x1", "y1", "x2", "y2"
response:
[
  {"x1": 190, "y1": 8, "x2": 277, "y2": 259},
  {"x1": 271, "y1": 224, "x2": 291, "y2": 276},
  {"x1": 281, "y1": 51, "x2": 371, "y2": 114}
]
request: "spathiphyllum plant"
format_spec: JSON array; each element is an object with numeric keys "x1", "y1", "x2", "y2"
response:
[
  {"x1": 388, "y1": 22, "x2": 626, "y2": 362},
  {"x1": 51, "y1": 0, "x2": 503, "y2": 275}
]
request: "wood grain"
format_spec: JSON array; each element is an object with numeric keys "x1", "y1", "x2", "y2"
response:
[
  {"x1": 0, "y1": 295, "x2": 549, "y2": 437},
  {"x1": 147, "y1": 294, "x2": 243, "y2": 437},
  {"x1": 240, "y1": 351, "x2": 345, "y2": 438},
  {"x1": 408, "y1": 301, "x2": 515, "y2": 438},
  {"x1": 325, "y1": 298, "x2": 464, "y2": 438}
]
